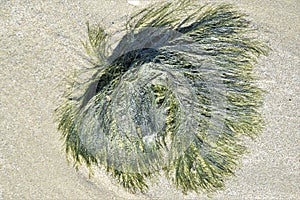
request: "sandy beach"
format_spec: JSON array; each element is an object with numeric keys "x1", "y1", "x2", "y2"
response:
[{"x1": 0, "y1": 0, "x2": 299, "y2": 199}]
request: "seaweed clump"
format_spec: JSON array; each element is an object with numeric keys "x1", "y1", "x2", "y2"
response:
[{"x1": 56, "y1": 0, "x2": 268, "y2": 194}]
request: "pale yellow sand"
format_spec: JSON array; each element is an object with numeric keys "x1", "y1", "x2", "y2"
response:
[{"x1": 0, "y1": 0, "x2": 299, "y2": 199}]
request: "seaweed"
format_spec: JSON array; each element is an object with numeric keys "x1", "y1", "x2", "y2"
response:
[{"x1": 56, "y1": 0, "x2": 269, "y2": 194}]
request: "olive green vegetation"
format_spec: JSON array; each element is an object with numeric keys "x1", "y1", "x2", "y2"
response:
[{"x1": 56, "y1": 0, "x2": 269, "y2": 195}]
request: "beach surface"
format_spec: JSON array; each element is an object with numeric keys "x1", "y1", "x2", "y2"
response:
[{"x1": 0, "y1": 0, "x2": 299, "y2": 199}]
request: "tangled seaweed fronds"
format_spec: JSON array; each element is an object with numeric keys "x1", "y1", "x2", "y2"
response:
[{"x1": 56, "y1": 0, "x2": 268, "y2": 194}]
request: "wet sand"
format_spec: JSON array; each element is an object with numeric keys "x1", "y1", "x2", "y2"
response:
[{"x1": 1, "y1": 0, "x2": 299, "y2": 199}]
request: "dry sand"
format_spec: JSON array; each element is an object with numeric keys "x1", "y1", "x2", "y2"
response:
[{"x1": 0, "y1": 0, "x2": 299, "y2": 199}]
